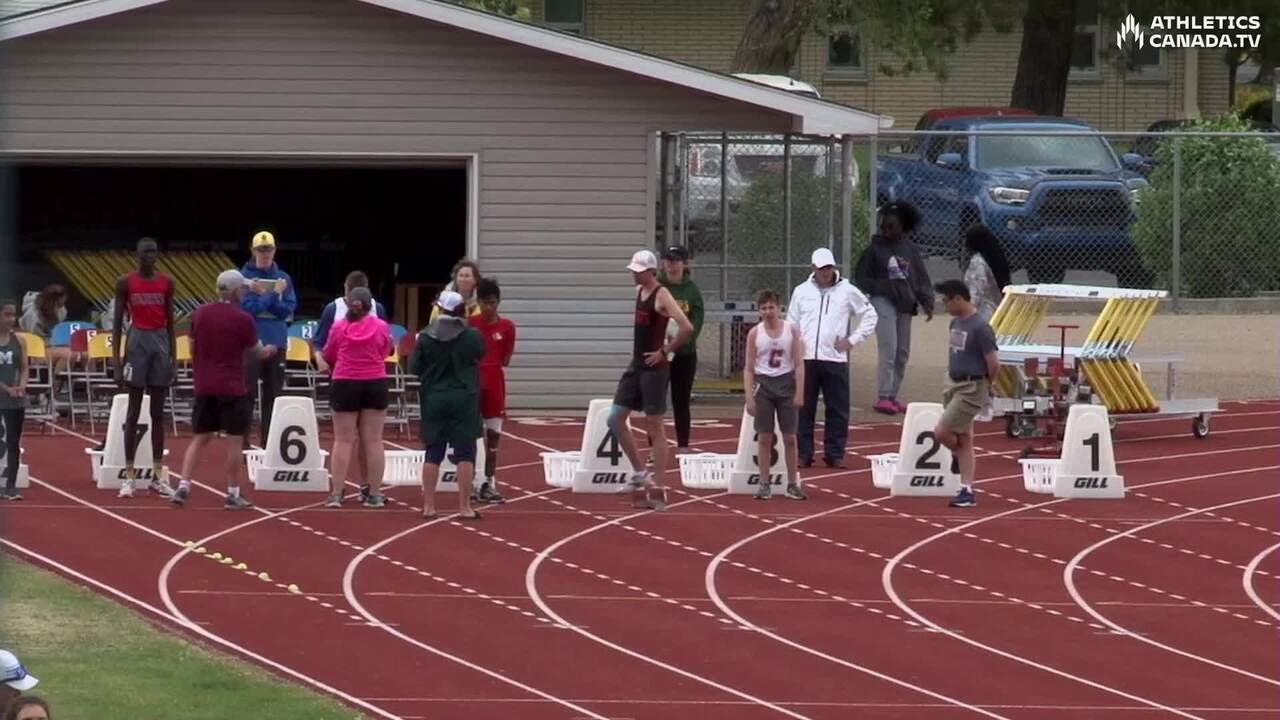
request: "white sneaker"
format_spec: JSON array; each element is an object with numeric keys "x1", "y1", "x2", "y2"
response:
[
  {"x1": 118, "y1": 477, "x2": 136, "y2": 498},
  {"x1": 148, "y1": 480, "x2": 173, "y2": 497}
]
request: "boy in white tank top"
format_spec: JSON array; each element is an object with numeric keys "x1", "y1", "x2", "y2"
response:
[{"x1": 742, "y1": 289, "x2": 807, "y2": 500}]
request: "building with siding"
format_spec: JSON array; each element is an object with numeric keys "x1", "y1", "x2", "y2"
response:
[
  {"x1": 0, "y1": 0, "x2": 886, "y2": 408},
  {"x1": 527, "y1": 0, "x2": 1232, "y2": 131}
]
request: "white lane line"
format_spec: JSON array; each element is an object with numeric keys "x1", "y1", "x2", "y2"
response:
[
  {"x1": 1243, "y1": 543, "x2": 1280, "y2": 623},
  {"x1": 1065, "y1": 491, "x2": 1280, "y2": 688}
]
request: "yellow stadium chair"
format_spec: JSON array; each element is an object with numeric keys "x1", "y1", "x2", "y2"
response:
[{"x1": 15, "y1": 332, "x2": 55, "y2": 426}]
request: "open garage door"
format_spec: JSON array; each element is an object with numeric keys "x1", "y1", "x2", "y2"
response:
[{"x1": 13, "y1": 161, "x2": 469, "y2": 319}]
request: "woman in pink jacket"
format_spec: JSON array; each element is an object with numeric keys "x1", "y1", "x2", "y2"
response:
[{"x1": 321, "y1": 287, "x2": 393, "y2": 508}]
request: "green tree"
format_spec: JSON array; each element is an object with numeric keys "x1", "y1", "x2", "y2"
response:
[
  {"x1": 731, "y1": 0, "x2": 1276, "y2": 117},
  {"x1": 459, "y1": 0, "x2": 532, "y2": 21},
  {"x1": 1132, "y1": 114, "x2": 1280, "y2": 298}
]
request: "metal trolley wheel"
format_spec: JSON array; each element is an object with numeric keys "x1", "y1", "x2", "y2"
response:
[{"x1": 1192, "y1": 414, "x2": 1210, "y2": 439}]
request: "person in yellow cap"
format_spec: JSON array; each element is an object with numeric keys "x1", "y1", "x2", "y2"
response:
[{"x1": 239, "y1": 230, "x2": 297, "y2": 448}]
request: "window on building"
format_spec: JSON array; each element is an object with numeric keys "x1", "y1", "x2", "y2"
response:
[
  {"x1": 545, "y1": 0, "x2": 584, "y2": 35},
  {"x1": 1070, "y1": 0, "x2": 1099, "y2": 75},
  {"x1": 827, "y1": 29, "x2": 864, "y2": 75},
  {"x1": 1126, "y1": 27, "x2": 1165, "y2": 77}
]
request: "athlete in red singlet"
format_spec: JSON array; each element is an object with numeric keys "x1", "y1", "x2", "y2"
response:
[{"x1": 111, "y1": 237, "x2": 176, "y2": 498}]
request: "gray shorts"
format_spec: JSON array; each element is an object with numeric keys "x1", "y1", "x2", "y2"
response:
[
  {"x1": 941, "y1": 377, "x2": 988, "y2": 434},
  {"x1": 752, "y1": 372, "x2": 797, "y2": 435},
  {"x1": 613, "y1": 360, "x2": 669, "y2": 416},
  {"x1": 124, "y1": 327, "x2": 172, "y2": 389}
]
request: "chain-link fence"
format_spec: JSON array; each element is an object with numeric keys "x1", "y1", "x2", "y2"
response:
[{"x1": 658, "y1": 125, "x2": 1280, "y2": 388}]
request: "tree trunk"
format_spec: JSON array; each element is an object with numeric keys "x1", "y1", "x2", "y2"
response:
[
  {"x1": 731, "y1": 0, "x2": 820, "y2": 74},
  {"x1": 1009, "y1": 0, "x2": 1078, "y2": 116}
]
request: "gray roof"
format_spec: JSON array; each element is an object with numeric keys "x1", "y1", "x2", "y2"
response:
[{"x1": 0, "y1": 0, "x2": 77, "y2": 21}]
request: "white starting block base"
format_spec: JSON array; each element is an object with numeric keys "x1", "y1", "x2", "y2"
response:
[
  {"x1": 890, "y1": 403, "x2": 960, "y2": 497},
  {"x1": 571, "y1": 399, "x2": 636, "y2": 493},
  {"x1": 250, "y1": 397, "x2": 330, "y2": 492},
  {"x1": 433, "y1": 438, "x2": 488, "y2": 494},
  {"x1": 87, "y1": 394, "x2": 170, "y2": 489},
  {"x1": 727, "y1": 408, "x2": 789, "y2": 495},
  {"x1": 1052, "y1": 405, "x2": 1124, "y2": 499}
]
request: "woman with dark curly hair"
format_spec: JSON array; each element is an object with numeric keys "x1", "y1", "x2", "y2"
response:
[
  {"x1": 4, "y1": 695, "x2": 50, "y2": 720},
  {"x1": 963, "y1": 224, "x2": 1012, "y2": 321},
  {"x1": 854, "y1": 201, "x2": 935, "y2": 416}
]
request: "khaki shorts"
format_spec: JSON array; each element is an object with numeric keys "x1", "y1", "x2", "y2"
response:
[
  {"x1": 940, "y1": 377, "x2": 988, "y2": 434},
  {"x1": 752, "y1": 372, "x2": 797, "y2": 436}
]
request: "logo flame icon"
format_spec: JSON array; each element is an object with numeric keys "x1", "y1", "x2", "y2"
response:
[{"x1": 1116, "y1": 13, "x2": 1144, "y2": 50}]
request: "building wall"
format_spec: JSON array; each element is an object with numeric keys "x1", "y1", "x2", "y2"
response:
[
  {"x1": 578, "y1": 0, "x2": 1233, "y2": 130},
  {"x1": 0, "y1": 0, "x2": 796, "y2": 407}
]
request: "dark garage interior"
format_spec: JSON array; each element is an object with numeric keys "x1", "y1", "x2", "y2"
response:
[{"x1": 13, "y1": 162, "x2": 469, "y2": 319}]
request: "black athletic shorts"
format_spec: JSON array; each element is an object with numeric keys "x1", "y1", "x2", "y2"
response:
[
  {"x1": 330, "y1": 378, "x2": 389, "y2": 413},
  {"x1": 192, "y1": 394, "x2": 251, "y2": 436}
]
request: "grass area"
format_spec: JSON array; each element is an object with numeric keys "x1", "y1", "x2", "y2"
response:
[{"x1": 0, "y1": 556, "x2": 364, "y2": 719}]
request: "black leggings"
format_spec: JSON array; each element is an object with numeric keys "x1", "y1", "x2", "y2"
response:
[
  {"x1": 668, "y1": 353, "x2": 697, "y2": 447},
  {"x1": 1, "y1": 407, "x2": 24, "y2": 490},
  {"x1": 124, "y1": 386, "x2": 167, "y2": 467}
]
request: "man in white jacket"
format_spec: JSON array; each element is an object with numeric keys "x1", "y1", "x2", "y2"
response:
[{"x1": 787, "y1": 247, "x2": 878, "y2": 468}]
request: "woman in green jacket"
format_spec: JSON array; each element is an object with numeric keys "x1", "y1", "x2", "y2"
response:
[
  {"x1": 660, "y1": 246, "x2": 704, "y2": 449},
  {"x1": 409, "y1": 291, "x2": 485, "y2": 520}
]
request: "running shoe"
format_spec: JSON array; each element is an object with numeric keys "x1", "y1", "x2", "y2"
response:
[
  {"x1": 324, "y1": 494, "x2": 343, "y2": 509},
  {"x1": 170, "y1": 485, "x2": 190, "y2": 507},
  {"x1": 118, "y1": 476, "x2": 135, "y2": 499},
  {"x1": 2, "y1": 489, "x2": 22, "y2": 501},
  {"x1": 362, "y1": 494, "x2": 387, "y2": 509},
  {"x1": 873, "y1": 399, "x2": 899, "y2": 415},
  {"x1": 949, "y1": 488, "x2": 977, "y2": 508},
  {"x1": 224, "y1": 494, "x2": 254, "y2": 511},
  {"x1": 754, "y1": 481, "x2": 773, "y2": 500},
  {"x1": 785, "y1": 483, "x2": 808, "y2": 501}
]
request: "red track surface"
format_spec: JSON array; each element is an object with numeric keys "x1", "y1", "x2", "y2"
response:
[{"x1": 3, "y1": 401, "x2": 1279, "y2": 719}]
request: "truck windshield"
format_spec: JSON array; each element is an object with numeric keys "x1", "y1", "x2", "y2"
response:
[{"x1": 975, "y1": 134, "x2": 1117, "y2": 171}]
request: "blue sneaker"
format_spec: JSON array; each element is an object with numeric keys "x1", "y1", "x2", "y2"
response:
[{"x1": 949, "y1": 488, "x2": 976, "y2": 508}]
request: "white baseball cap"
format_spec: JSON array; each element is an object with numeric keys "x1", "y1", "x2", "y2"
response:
[
  {"x1": 811, "y1": 247, "x2": 837, "y2": 269},
  {"x1": 435, "y1": 290, "x2": 464, "y2": 313},
  {"x1": 1, "y1": 650, "x2": 38, "y2": 692},
  {"x1": 215, "y1": 269, "x2": 246, "y2": 292},
  {"x1": 626, "y1": 250, "x2": 658, "y2": 273}
]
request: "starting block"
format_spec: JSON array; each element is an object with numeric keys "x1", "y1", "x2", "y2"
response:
[
  {"x1": 890, "y1": 402, "x2": 961, "y2": 497},
  {"x1": 727, "y1": 408, "x2": 789, "y2": 495},
  {"x1": 1053, "y1": 405, "x2": 1123, "y2": 498},
  {"x1": 85, "y1": 393, "x2": 170, "y2": 489},
  {"x1": 249, "y1": 397, "x2": 329, "y2": 492},
  {"x1": 571, "y1": 399, "x2": 636, "y2": 494}
]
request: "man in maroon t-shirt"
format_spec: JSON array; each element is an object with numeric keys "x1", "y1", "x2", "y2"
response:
[{"x1": 172, "y1": 270, "x2": 277, "y2": 510}]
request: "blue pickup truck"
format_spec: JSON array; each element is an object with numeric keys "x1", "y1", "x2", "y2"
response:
[{"x1": 876, "y1": 116, "x2": 1152, "y2": 285}]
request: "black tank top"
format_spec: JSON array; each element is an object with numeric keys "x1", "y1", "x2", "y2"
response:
[{"x1": 633, "y1": 287, "x2": 669, "y2": 363}]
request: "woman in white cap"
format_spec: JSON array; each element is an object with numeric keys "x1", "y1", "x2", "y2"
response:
[
  {"x1": 410, "y1": 290, "x2": 485, "y2": 519},
  {"x1": 0, "y1": 649, "x2": 38, "y2": 707}
]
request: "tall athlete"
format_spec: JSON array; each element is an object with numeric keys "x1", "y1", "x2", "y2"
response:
[
  {"x1": 468, "y1": 278, "x2": 516, "y2": 504},
  {"x1": 607, "y1": 250, "x2": 693, "y2": 511},
  {"x1": 742, "y1": 289, "x2": 806, "y2": 500},
  {"x1": 112, "y1": 237, "x2": 176, "y2": 498}
]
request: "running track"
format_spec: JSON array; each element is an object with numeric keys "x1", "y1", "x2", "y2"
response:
[{"x1": 3, "y1": 401, "x2": 1279, "y2": 719}]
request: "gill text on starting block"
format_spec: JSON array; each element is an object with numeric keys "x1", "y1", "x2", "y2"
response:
[
  {"x1": 572, "y1": 398, "x2": 636, "y2": 493},
  {"x1": 92, "y1": 393, "x2": 168, "y2": 489},
  {"x1": 252, "y1": 396, "x2": 329, "y2": 492},
  {"x1": 727, "y1": 408, "x2": 788, "y2": 495},
  {"x1": 890, "y1": 402, "x2": 961, "y2": 497},
  {"x1": 1054, "y1": 405, "x2": 1124, "y2": 499}
]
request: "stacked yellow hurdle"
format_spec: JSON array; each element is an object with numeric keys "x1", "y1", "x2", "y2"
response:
[{"x1": 990, "y1": 284, "x2": 1165, "y2": 413}]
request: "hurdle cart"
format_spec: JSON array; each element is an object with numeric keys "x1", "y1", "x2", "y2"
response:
[{"x1": 988, "y1": 284, "x2": 1218, "y2": 443}]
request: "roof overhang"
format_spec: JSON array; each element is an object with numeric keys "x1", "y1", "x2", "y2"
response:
[{"x1": 0, "y1": 0, "x2": 892, "y2": 134}]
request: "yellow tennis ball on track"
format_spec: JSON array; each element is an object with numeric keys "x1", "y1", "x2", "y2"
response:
[
  {"x1": 220, "y1": 557, "x2": 234, "y2": 565},
  {"x1": 209, "y1": 552, "x2": 223, "y2": 560},
  {"x1": 194, "y1": 547, "x2": 207, "y2": 554},
  {"x1": 183, "y1": 541, "x2": 195, "y2": 548},
  {"x1": 234, "y1": 563, "x2": 248, "y2": 571},
  {"x1": 287, "y1": 584, "x2": 301, "y2": 594},
  {"x1": 258, "y1": 572, "x2": 271, "y2": 582}
]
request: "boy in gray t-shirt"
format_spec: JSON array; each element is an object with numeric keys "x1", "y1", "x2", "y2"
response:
[
  {"x1": 933, "y1": 280, "x2": 1000, "y2": 508},
  {"x1": 0, "y1": 299, "x2": 29, "y2": 500}
]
